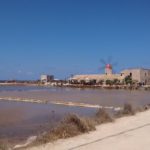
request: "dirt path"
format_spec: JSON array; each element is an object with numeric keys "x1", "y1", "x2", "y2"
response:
[{"x1": 24, "y1": 110, "x2": 150, "y2": 150}]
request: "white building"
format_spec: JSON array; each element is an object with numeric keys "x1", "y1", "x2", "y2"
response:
[{"x1": 40, "y1": 75, "x2": 54, "y2": 83}]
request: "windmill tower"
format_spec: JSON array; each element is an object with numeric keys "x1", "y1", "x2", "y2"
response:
[
  {"x1": 99, "y1": 57, "x2": 117, "y2": 75},
  {"x1": 105, "y1": 64, "x2": 113, "y2": 75}
]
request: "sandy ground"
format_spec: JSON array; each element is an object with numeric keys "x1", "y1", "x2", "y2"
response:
[{"x1": 25, "y1": 110, "x2": 150, "y2": 150}]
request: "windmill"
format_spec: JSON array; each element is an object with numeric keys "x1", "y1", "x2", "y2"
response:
[{"x1": 99, "y1": 56, "x2": 118, "y2": 75}]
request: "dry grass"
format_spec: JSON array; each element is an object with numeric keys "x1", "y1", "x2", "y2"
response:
[
  {"x1": 23, "y1": 104, "x2": 150, "y2": 149},
  {"x1": 0, "y1": 143, "x2": 8, "y2": 150},
  {"x1": 94, "y1": 108, "x2": 113, "y2": 124},
  {"x1": 36, "y1": 109, "x2": 113, "y2": 144},
  {"x1": 36, "y1": 114, "x2": 96, "y2": 144},
  {"x1": 115, "y1": 103, "x2": 135, "y2": 117},
  {"x1": 143, "y1": 104, "x2": 150, "y2": 110},
  {"x1": 36, "y1": 109, "x2": 114, "y2": 144},
  {"x1": 31, "y1": 105, "x2": 143, "y2": 147},
  {"x1": 135, "y1": 104, "x2": 150, "y2": 113}
]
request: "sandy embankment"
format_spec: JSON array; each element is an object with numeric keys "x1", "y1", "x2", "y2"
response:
[{"x1": 25, "y1": 110, "x2": 150, "y2": 150}]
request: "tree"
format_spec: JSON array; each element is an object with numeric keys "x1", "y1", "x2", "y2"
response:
[
  {"x1": 112, "y1": 79, "x2": 120, "y2": 85},
  {"x1": 105, "y1": 80, "x2": 113, "y2": 86},
  {"x1": 124, "y1": 75, "x2": 132, "y2": 85},
  {"x1": 80, "y1": 80, "x2": 86, "y2": 85},
  {"x1": 97, "y1": 80, "x2": 104, "y2": 85}
]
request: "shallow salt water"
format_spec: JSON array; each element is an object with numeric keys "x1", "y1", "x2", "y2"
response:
[
  {"x1": 0, "y1": 85, "x2": 150, "y2": 144},
  {"x1": 0, "y1": 85, "x2": 150, "y2": 107},
  {"x1": 0, "y1": 98, "x2": 97, "y2": 144}
]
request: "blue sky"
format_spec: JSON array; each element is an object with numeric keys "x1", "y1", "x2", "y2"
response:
[{"x1": 0, "y1": 0, "x2": 150, "y2": 80}]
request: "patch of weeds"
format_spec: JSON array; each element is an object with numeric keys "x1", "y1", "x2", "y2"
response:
[
  {"x1": 94, "y1": 108, "x2": 113, "y2": 124},
  {"x1": 0, "y1": 143, "x2": 9, "y2": 150},
  {"x1": 115, "y1": 103, "x2": 135, "y2": 117},
  {"x1": 36, "y1": 114, "x2": 95, "y2": 144}
]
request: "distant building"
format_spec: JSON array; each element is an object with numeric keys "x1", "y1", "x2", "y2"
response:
[
  {"x1": 69, "y1": 64, "x2": 125, "y2": 84},
  {"x1": 121, "y1": 68, "x2": 150, "y2": 85},
  {"x1": 40, "y1": 75, "x2": 54, "y2": 83},
  {"x1": 69, "y1": 65, "x2": 150, "y2": 85},
  {"x1": 70, "y1": 74, "x2": 124, "y2": 84}
]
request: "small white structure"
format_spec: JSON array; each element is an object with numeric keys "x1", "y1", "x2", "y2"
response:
[{"x1": 40, "y1": 75, "x2": 54, "y2": 83}]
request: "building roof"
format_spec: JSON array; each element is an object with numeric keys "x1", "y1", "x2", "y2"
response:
[
  {"x1": 122, "y1": 67, "x2": 150, "y2": 71},
  {"x1": 70, "y1": 73, "x2": 124, "y2": 81}
]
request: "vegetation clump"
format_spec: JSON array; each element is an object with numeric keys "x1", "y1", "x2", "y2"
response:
[
  {"x1": 124, "y1": 75, "x2": 133, "y2": 85},
  {"x1": 115, "y1": 103, "x2": 135, "y2": 117},
  {"x1": 37, "y1": 114, "x2": 95, "y2": 143},
  {"x1": 0, "y1": 143, "x2": 9, "y2": 150},
  {"x1": 36, "y1": 109, "x2": 113, "y2": 144},
  {"x1": 94, "y1": 108, "x2": 113, "y2": 124},
  {"x1": 34, "y1": 105, "x2": 143, "y2": 146}
]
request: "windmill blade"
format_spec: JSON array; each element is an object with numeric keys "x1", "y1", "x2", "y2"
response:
[
  {"x1": 112, "y1": 62, "x2": 118, "y2": 67},
  {"x1": 108, "y1": 56, "x2": 113, "y2": 64},
  {"x1": 98, "y1": 66, "x2": 105, "y2": 72},
  {"x1": 100, "y1": 59, "x2": 107, "y2": 65},
  {"x1": 99, "y1": 56, "x2": 119, "y2": 74}
]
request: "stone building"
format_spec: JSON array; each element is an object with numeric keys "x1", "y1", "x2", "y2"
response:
[
  {"x1": 70, "y1": 74, "x2": 125, "y2": 84},
  {"x1": 121, "y1": 68, "x2": 150, "y2": 85},
  {"x1": 69, "y1": 64, "x2": 125, "y2": 84},
  {"x1": 69, "y1": 65, "x2": 150, "y2": 85}
]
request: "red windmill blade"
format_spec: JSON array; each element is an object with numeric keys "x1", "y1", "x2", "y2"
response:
[{"x1": 99, "y1": 57, "x2": 118, "y2": 74}]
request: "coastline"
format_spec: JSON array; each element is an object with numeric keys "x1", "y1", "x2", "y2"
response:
[
  {"x1": 0, "y1": 82, "x2": 150, "y2": 90},
  {"x1": 24, "y1": 109, "x2": 150, "y2": 150}
]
